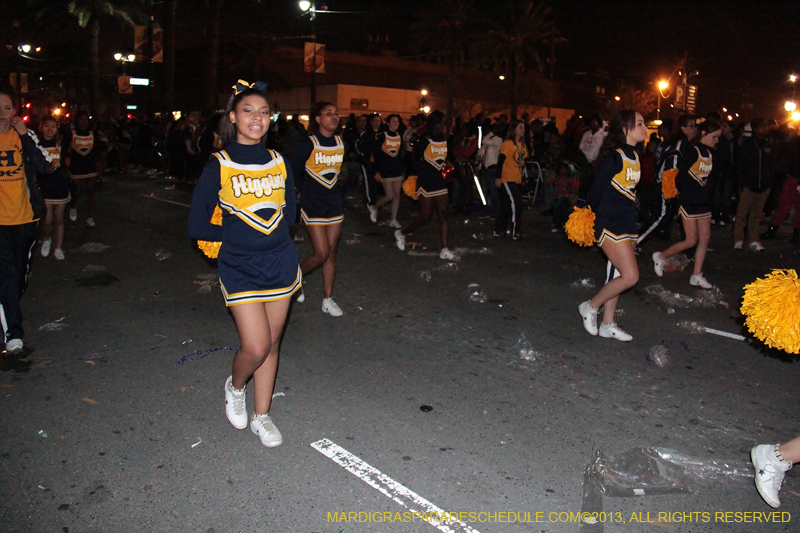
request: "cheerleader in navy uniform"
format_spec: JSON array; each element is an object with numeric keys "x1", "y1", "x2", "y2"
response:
[
  {"x1": 290, "y1": 102, "x2": 346, "y2": 316},
  {"x1": 394, "y1": 110, "x2": 458, "y2": 260},
  {"x1": 368, "y1": 114, "x2": 404, "y2": 228},
  {"x1": 37, "y1": 116, "x2": 71, "y2": 260},
  {"x1": 578, "y1": 110, "x2": 648, "y2": 342},
  {"x1": 188, "y1": 80, "x2": 300, "y2": 448},
  {"x1": 652, "y1": 120, "x2": 720, "y2": 289},
  {"x1": 66, "y1": 111, "x2": 98, "y2": 227}
]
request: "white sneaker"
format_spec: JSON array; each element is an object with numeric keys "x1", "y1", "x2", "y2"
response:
[
  {"x1": 69, "y1": 208, "x2": 77, "y2": 222},
  {"x1": 394, "y1": 229, "x2": 406, "y2": 251},
  {"x1": 296, "y1": 289, "x2": 305, "y2": 303},
  {"x1": 86, "y1": 217, "x2": 95, "y2": 227},
  {"x1": 41, "y1": 238, "x2": 52, "y2": 257},
  {"x1": 689, "y1": 273, "x2": 713, "y2": 289},
  {"x1": 368, "y1": 204, "x2": 378, "y2": 223},
  {"x1": 734, "y1": 240, "x2": 743, "y2": 250},
  {"x1": 578, "y1": 301, "x2": 598, "y2": 336},
  {"x1": 389, "y1": 219, "x2": 402, "y2": 229},
  {"x1": 53, "y1": 249, "x2": 65, "y2": 261},
  {"x1": 751, "y1": 444, "x2": 792, "y2": 508},
  {"x1": 652, "y1": 252, "x2": 665, "y2": 277},
  {"x1": 598, "y1": 322, "x2": 633, "y2": 342},
  {"x1": 322, "y1": 298, "x2": 343, "y2": 317},
  {"x1": 5, "y1": 339, "x2": 23, "y2": 354},
  {"x1": 251, "y1": 413, "x2": 283, "y2": 447},
  {"x1": 224, "y1": 376, "x2": 247, "y2": 430},
  {"x1": 439, "y1": 247, "x2": 459, "y2": 260},
  {"x1": 749, "y1": 241, "x2": 765, "y2": 252}
]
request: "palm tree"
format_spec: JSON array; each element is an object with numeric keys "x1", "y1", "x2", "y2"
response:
[
  {"x1": 409, "y1": 0, "x2": 478, "y2": 127},
  {"x1": 65, "y1": 0, "x2": 144, "y2": 112},
  {"x1": 482, "y1": 0, "x2": 554, "y2": 119}
]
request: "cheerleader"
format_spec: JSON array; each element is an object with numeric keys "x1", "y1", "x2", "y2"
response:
[
  {"x1": 368, "y1": 114, "x2": 404, "y2": 228},
  {"x1": 187, "y1": 80, "x2": 300, "y2": 447},
  {"x1": 66, "y1": 111, "x2": 98, "y2": 227},
  {"x1": 578, "y1": 110, "x2": 648, "y2": 342},
  {"x1": 652, "y1": 120, "x2": 720, "y2": 288},
  {"x1": 290, "y1": 102, "x2": 346, "y2": 316},
  {"x1": 394, "y1": 110, "x2": 458, "y2": 260},
  {"x1": 37, "y1": 116, "x2": 71, "y2": 260}
]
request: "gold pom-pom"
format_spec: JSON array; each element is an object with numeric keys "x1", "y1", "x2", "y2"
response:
[
  {"x1": 661, "y1": 168, "x2": 679, "y2": 199},
  {"x1": 741, "y1": 269, "x2": 800, "y2": 353},
  {"x1": 374, "y1": 172, "x2": 382, "y2": 182},
  {"x1": 403, "y1": 176, "x2": 419, "y2": 200},
  {"x1": 565, "y1": 206, "x2": 596, "y2": 247},
  {"x1": 197, "y1": 240, "x2": 221, "y2": 259},
  {"x1": 197, "y1": 205, "x2": 223, "y2": 258}
]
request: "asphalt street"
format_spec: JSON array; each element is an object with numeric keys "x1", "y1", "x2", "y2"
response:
[{"x1": 1, "y1": 171, "x2": 799, "y2": 533}]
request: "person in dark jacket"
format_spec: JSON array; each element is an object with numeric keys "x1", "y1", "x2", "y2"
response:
[{"x1": 733, "y1": 118, "x2": 773, "y2": 251}]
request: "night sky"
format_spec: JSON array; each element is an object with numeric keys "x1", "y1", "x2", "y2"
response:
[{"x1": 5, "y1": 0, "x2": 800, "y2": 118}]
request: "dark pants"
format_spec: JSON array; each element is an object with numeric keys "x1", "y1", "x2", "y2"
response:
[
  {"x1": 553, "y1": 197, "x2": 573, "y2": 229},
  {"x1": 361, "y1": 163, "x2": 378, "y2": 206},
  {"x1": 479, "y1": 165, "x2": 499, "y2": 216},
  {"x1": 638, "y1": 197, "x2": 679, "y2": 246},
  {"x1": 495, "y1": 181, "x2": 523, "y2": 236},
  {"x1": 0, "y1": 222, "x2": 37, "y2": 342}
]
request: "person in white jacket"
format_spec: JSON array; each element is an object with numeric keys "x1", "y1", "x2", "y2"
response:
[
  {"x1": 477, "y1": 121, "x2": 503, "y2": 217},
  {"x1": 579, "y1": 115, "x2": 607, "y2": 164}
]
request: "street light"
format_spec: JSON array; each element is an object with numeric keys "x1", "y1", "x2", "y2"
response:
[
  {"x1": 299, "y1": 0, "x2": 311, "y2": 10},
  {"x1": 657, "y1": 80, "x2": 669, "y2": 120},
  {"x1": 785, "y1": 101, "x2": 796, "y2": 112}
]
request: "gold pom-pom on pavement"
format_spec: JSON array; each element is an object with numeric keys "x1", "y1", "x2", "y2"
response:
[
  {"x1": 741, "y1": 269, "x2": 800, "y2": 354},
  {"x1": 402, "y1": 176, "x2": 419, "y2": 200},
  {"x1": 565, "y1": 206, "x2": 596, "y2": 247},
  {"x1": 661, "y1": 168, "x2": 679, "y2": 200}
]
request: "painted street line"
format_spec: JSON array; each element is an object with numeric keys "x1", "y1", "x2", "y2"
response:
[
  {"x1": 140, "y1": 194, "x2": 191, "y2": 208},
  {"x1": 311, "y1": 438, "x2": 482, "y2": 533}
]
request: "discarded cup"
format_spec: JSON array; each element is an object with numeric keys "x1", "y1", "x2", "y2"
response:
[
  {"x1": 648, "y1": 345, "x2": 670, "y2": 367},
  {"x1": 418, "y1": 271, "x2": 432, "y2": 282},
  {"x1": 197, "y1": 284, "x2": 213, "y2": 293},
  {"x1": 468, "y1": 283, "x2": 487, "y2": 303},
  {"x1": 571, "y1": 278, "x2": 596, "y2": 289},
  {"x1": 514, "y1": 334, "x2": 537, "y2": 362}
]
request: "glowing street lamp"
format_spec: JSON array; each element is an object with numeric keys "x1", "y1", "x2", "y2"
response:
[
  {"x1": 793, "y1": 111, "x2": 800, "y2": 121},
  {"x1": 785, "y1": 101, "x2": 796, "y2": 112},
  {"x1": 299, "y1": 0, "x2": 311, "y2": 10},
  {"x1": 657, "y1": 80, "x2": 669, "y2": 119}
]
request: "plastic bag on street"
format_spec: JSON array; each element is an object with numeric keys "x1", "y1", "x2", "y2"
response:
[{"x1": 468, "y1": 283, "x2": 487, "y2": 303}]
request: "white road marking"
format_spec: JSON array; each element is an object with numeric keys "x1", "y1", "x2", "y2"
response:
[
  {"x1": 140, "y1": 194, "x2": 191, "y2": 208},
  {"x1": 704, "y1": 327, "x2": 746, "y2": 341},
  {"x1": 311, "y1": 438, "x2": 481, "y2": 533}
]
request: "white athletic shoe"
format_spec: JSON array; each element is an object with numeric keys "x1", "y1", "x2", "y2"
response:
[
  {"x1": 86, "y1": 217, "x2": 95, "y2": 227},
  {"x1": 394, "y1": 229, "x2": 406, "y2": 251},
  {"x1": 439, "y1": 247, "x2": 459, "y2": 260},
  {"x1": 5, "y1": 339, "x2": 23, "y2": 354},
  {"x1": 41, "y1": 238, "x2": 52, "y2": 257},
  {"x1": 251, "y1": 413, "x2": 283, "y2": 447},
  {"x1": 599, "y1": 322, "x2": 633, "y2": 342},
  {"x1": 368, "y1": 205, "x2": 378, "y2": 223},
  {"x1": 322, "y1": 298, "x2": 343, "y2": 317},
  {"x1": 752, "y1": 444, "x2": 792, "y2": 508},
  {"x1": 734, "y1": 240, "x2": 744, "y2": 250},
  {"x1": 578, "y1": 301, "x2": 598, "y2": 336},
  {"x1": 54, "y1": 249, "x2": 65, "y2": 261},
  {"x1": 69, "y1": 208, "x2": 77, "y2": 222},
  {"x1": 652, "y1": 252, "x2": 665, "y2": 277},
  {"x1": 389, "y1": 219, "x2": 402, "y2": 229},
  {"x1": 224, "y1": 376, "x2": 247, "y2": 430},
  {"x1": 689, "y1": 273, "x2": 713, "y2": 289},
  {"x1": 296, "y1": 287, "x2": 305, "y2": 303}
]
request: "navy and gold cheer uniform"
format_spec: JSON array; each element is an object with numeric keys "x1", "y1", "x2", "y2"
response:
[
  {"x1": 187, "y1": 141, "x2": 300, "y2": 306},
  {"x1": 676, "y1": 144, "x2": 713, "y2": 219},
  {"x1": 292, "y1": 133, "x2": 345, "y2": 225},
  {"x1": 414, "y1": 135, "x2": 448, "y2": 197},
  {"x1": 590, "y1": 145, "x2": 641, "y2": 245},
  {"x1": 67, "y1": 129, "x2": 97, "y2": 179},
  {"x1": 373, "y1": 131, "x2": 404, "y2": 181},
  {"x1": 37, "y1": 138, "x2": 71, "y2": 204}
]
